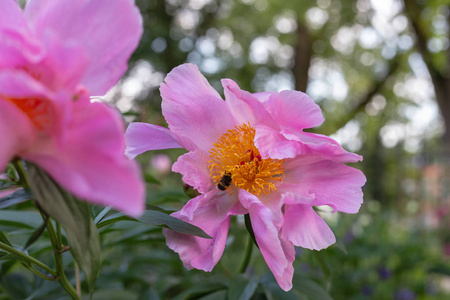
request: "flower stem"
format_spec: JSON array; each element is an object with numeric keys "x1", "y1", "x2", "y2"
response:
[
  {"x1": 11, "y1": 159, "x2": 79, "y2": 299},
  {"x1": 0, "y1": 241, "x2": 57, "y2": 278},
  {"x1": 21, "y1": 263, "x2": 58, "y2": 281},
  {"x1": 238, "y1": 233, "x2": 254, "y2": 274},
  {"x1": 12, "y1": 158, "x2": 30, "y2": 190},
  {"x1": 40, "y1": 211, "x2": 79, "y2": 300}
]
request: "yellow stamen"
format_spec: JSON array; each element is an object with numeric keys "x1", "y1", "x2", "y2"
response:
[{"x1": 208, "y1": 123, "x2": 284, "y2": 196}]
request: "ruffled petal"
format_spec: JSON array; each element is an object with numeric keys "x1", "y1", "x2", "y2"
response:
[
  {"x1": 0, "y1": 100, "x2": 35, "y2": 171},
  {"x1": 24, "y1": 0, "x2": 143, "y2": 95},
  {"x1": 0, "y1": 69, "x2": 53, "y2": 100},
  {"x1": 264, "y1": 90, "x2": 324, "y2": 130},
  {"x1": 283, "y1": 158, "x2": 366, "y2": 214},
  {"x1": 222, "y1": 79, "x2": 271, "y2": 126},
  {"x1": 125, "y1": 122, "x2": 184, "y2": 159},
  {"x1": 172, "y1": 149, "x2": 213, "y2": 194},
  {"x1": 239, "y1": 190, "x2": 295, "y2": 291},
  {"x1": 163, "y1": 191, "x2": 237, "y2": 271},
  {"x1": 254, "y1": 124, "x2": 302, "y2": 159},
  {"x1": 23, "y1": 101, "x2": 145, "y2": 216},
  {"x1": 281, "y1": 202, "x2": 336, "y2": 250},
  {"x1": 0, "y1": 0, "x2": 43, "y2": 68},
  {"x1": 160, "y1": 63, "x2": 237, "y2": 153},
  {"x1": 292, "y1": 132, "x2": 363, "y2": 163}
]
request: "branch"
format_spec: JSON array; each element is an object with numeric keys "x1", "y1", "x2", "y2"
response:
[{"x1": 324, "y1": 55, "x2": 402, "y2": 135}]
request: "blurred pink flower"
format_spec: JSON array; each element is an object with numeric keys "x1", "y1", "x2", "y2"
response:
[
  {"x1": 151, "y1": 154, "x2": 172, "y2": 174},
  {"x1": 125, "y1": 63, "x2": 366, "y2": 290},
  {"x1": 0, "y1": 0, "x2": 145, "y2": 216}
]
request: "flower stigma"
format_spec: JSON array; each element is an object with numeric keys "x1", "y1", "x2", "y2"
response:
[{"x1": 208, "y1": 123, "x2": 284, "y2": 196}]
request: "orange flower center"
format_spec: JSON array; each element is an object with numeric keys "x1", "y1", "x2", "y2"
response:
[
  {"x1": 7, "y1": 97, "x2": 53, "y2": 131},
  {"x1": 208, "y1": 123, "x2": 284, "y2": 196}
]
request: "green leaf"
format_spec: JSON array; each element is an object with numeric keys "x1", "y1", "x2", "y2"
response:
[
  {"x1": 27, "y1": 163, "x2": 101, "y2": 293},
  {"x1": 0, "y1": 230, "x2": 12, "y2": 247},
  {"x1": 96, "y1": 212, "x2": 136, "y2": 229},
  {"x1": 137, "y1": 288, "x2": 161, "y2": 300},
  {"x1": 227, "y1": 275, "x2": 258, "y2": 300},
  {"x1": 137, "y1": 210, "x2": 212, "y2": 239},
  {"x1": 144, "y1": 173, "x2": 161, "y2": 184},
  {"x1": 0, "y1": 188, "x2": 31, "y2": 209},
  {"x1": 0, "y1": 210, "x2": 42, "y2": 228},
  {"x1": 199, "y1": 290, "x2": 227, "y2": 300},
  {"x1": 334, "y1": 239, "x2": 348, "y2": 255},
  {"x1": 172, "y1": 283, "x2": 227, "y2": 300},
  {"x1": 311, "y1": 251, "x2": 332, "y2": 287},
  {"x1": 244, "y1": 214, "x2": 259, "y2": 248},
  {"x1": 292, "y1": 275, "x2": 334, "y2": 300},
  {"x1": 24, "y1": 217, "x2": 48, "y2": 249},
  {"x1": 0, "y1": 273, "x2": 32, "y2": 299}
]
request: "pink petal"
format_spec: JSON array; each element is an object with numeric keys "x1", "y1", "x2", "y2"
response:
[
  {"x1": 172, "y1": 150, "x2": 213, "y2": 194},
  {"x1": 0, "y1": 0, "x2": 25, "y2": 28},
  {"x1": 222, "y1": 79, "x2": 271, "y2": 126},
  {"x1": 0, "y1": 69, "x2": 53, "y2": 100},
  {"x1": 163, "y1": 191, "x2": 237, "y2": 271},
  {"x1": 281, "y1": 202, "x2": 336, "y2": 250},
  {"x1": 0, "y1": 27, "x2": 43, "y2": 68},
  {"x1": 293, "y1": 132, "x2": 363, "y2": 163},
  {"x1": 0, "y1": 100, "x2": 35, "y2": 172},
  {"x1": 264, "y1": 90, "x2": 324, "y2": 130},
  {"x1": 160, "y1": 64, "x2": 237, "y2": 153},
  {"x1": 24, "y1": 0, "x2": 143, "y2": 95},
  {"x1": 124, "y1": 122, "x2": 184, "y2": 159},
  {"x1": 238, "y1": 190, "x2": 295, "y2": 291},
  {"x1": 31, "y1": 36, "x2": 89, "y2": 92},
  {"x1": 23, "y1": 101, "x2": 145, "y2": 216},
  {"x1": 254, "y1": 124, "x2": 302, "y2": 159},
  {"x1": 0, "y1": 0, "x2": 43, "y2": 68},
  {"x1": 283, "y1": 158, "x2": 366, "y2": 214}
]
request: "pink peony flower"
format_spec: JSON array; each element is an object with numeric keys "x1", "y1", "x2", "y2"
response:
[
  {"x1": 0, "y1": 0, "x2": 145, "y2": 216},
  {"x1": 125, "y1": 63, "x2": 366, "y2": 290}
]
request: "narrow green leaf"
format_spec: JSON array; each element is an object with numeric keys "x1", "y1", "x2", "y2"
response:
[
  {"x1": 137, "y1": 210, "x2": 212, "y2": 239},
  {"x1": 199, "y1": 290, "x2": 227, "y2": 300},
  {"x1": 172, "y1": 283, "x2": 227, "y2": 300},
  {"x1": 27, "y1": 163, "x2": 101, "y2": 292},
  {"x1": 0, "y1": 231, "x2": 12, "y2": 247},
  {"x1": 96, "y1": 213, "x2": 136, "y2": 229},
  {"x1": 0, "y1": 188, "x2": 31, "y2": 209},
  {"x1": 94, "y1": 206, "x2": 113, "y2": 224},
  {"x1": 227, "y1": 275, "x2": 258, "y2": 300},
  {"x1": 0, "y1": 210, "x2": 42, "y2": 228},
  {"x1": 334, "y1": 239, "x2": 348, "y2": 255},
  {"x1": 24, "y1": 217, "x2": 48, "y2": 249},
  {"x1": 244, "y1": 214, "x2": 259, "y2": 248},
  {"x1": 144, "y1": 173, "x2": 161, "y2": 184}
]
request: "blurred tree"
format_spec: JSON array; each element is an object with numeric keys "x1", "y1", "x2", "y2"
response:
[{"x1": 110, "y1": 0, "x2": 447, "y2": 206}]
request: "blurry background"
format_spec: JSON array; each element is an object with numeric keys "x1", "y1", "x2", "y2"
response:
[{"x1": 104, "y1": 0, "x2": 450, "y2": 298}]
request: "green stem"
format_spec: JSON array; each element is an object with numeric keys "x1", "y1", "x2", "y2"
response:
[
  {"x1": 238, "y1": 234, "x2": 254, "y2": 274},
  {"x1": 41, "y1": 212, "x2": 79, "y2": 300},
  {"x1": 12, "y1": 158, "x2": 30, "y2": 190},
  {"x1": 0, "y1": 241, "x2": 57, "y2": 277},
  {"x1": 11, "y1": 160, "x2": 78, "y2": 299},
  {"x1": 21, "y1": 263, "x2": 58, "y2": 281}
]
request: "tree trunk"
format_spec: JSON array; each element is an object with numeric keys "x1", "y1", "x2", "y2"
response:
[{"x1": 292, "y1": 22, "x2": 312, "y2": 93}]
